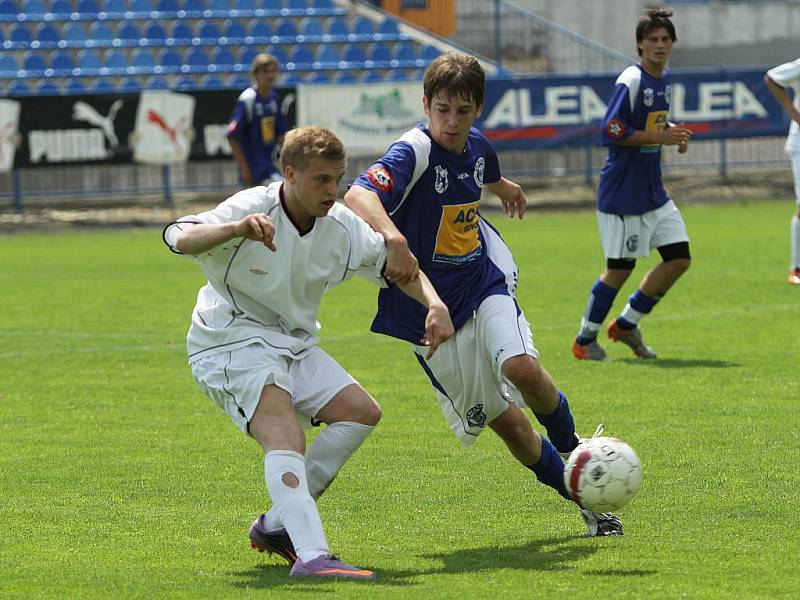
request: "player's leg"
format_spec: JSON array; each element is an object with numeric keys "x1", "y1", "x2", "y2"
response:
[{"x1": 789, "y1": 151, "x2": 800, "y2": 284}]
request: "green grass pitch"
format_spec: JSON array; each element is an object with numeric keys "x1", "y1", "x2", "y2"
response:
[{"x1": 1, "y1": 200, "x2": 797, "y2": 599}]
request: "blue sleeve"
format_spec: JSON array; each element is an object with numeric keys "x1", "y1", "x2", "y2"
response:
[
  {"x1": 226, "y1": 100, "x2": 246, "y2": 140},
  {"x1": 484, "y1": 140, "x2": 501, "y2": 184},
  {"x1": 352, "y1": 142, "x2": 416, "y2": 214},
  {"x1": 600, "y1": 83, "x2": 634, "y2": 146}
]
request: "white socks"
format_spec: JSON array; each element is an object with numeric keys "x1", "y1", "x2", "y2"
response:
[
  {"x1": 263, "y1": 450, "x2": 328, "y2": 563},
  {"x1": 791, "y1": 215, "x2": 800, "y2": 269},
  {"x1": 261, "y1": 422, "x2": 375, "y2": 531}
]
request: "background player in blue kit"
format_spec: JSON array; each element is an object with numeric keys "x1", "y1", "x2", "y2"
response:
[
  {"x1": 572, "y1": 7, "x2": 693, "y2": 361},
  {"x1": 226, "y1": 53, "x2": 290, "y2": 186},
  {"x1": 345, "y1": 53, "x2": 622, "y2": 536}
]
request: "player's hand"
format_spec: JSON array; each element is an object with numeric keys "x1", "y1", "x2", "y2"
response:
[
  {"x1": 661, "y1": 126, "x2": 692, "y2": 147},
  {"x1": 234, "y1": 214, "x2": 277, "y2": 251},
  {"x1": 677, "y1": 138, "x2": 689, "y2": 154},
  {"x1": 420, "y1": 303, "x2": 454, "y2": 359},
  {"x1": 385, "y1": 238, "x2": 419, "y2": 284},
  {"x1": 499, "y1": 183, "x2": 527, "y2": 220}
]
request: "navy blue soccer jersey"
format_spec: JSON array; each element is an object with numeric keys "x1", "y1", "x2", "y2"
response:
[
  {"x1": 597, "y1": 64, "x2": 672, "y2": 215},
  {"x1": 353, "y1": 125, "x2": 519, "y2": 344},
  {"x1": 226, "y1": 87, "x2": 289, "y2": 182}
]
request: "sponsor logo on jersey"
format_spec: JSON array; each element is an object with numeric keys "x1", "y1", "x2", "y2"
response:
[
  {"x1": 474, "y1": 156, "x2": 485, "y2": 187},
  {"x1": 643, "y1": 87, "x2": 654, "y2": 107},
  {"x1": 606, "y1": 118, "x2": 625, "y2": 139},
  {"x1": 665, "y1": 84, "x2": 672, "y2": 106},
  {"x1": 642, "y1": 110, "x2": 669, "y2": 153},
  {"x1": 466, "y1": 404, "x2": 486, "y2": 428},
  {"x1": 626, "y1": 234, "x2": 639, "y2": 252},
  {"x1": 366, "y1": 166, "x2": 393, "y2": 193},
  {"x1": 433, "y1": 201, "x2": 482, "y2": 264},
  {"x1": 260, "y1": 115, "x2": 276, "y2": 143},
  {"x1": 434, "y1": 164, "x2": 449, "y2": 194}
]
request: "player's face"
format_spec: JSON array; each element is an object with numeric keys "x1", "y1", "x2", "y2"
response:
[
  {"x1": 253, "y1": 64, "x2": 279, "y2": 89},
  {"x1": 638, "y1": 27, "x2": 674, "y2": 71},
  {"x1": 285, "y1": 157, "x2": 346, "y2": 221},
  {"x1": 424, "y1": 92, "x2": 483, "y2": 154}
]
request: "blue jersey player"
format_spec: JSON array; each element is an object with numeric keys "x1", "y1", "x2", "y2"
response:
[
  {"x1": 572, "y1": 8, "x2": 693, "y2": 361},
  {"x1": 226, "y1": 53, "x2": 290, "y2": 186},
  {"x1": 345, "y1": 53, "x2": 622, "y2": 537}
]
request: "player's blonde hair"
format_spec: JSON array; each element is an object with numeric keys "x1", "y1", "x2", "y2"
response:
[
  {"x1": 636, "y1": 7, "x2": 677, "y2": 56},
  {"x1": 251, "y1": 53, "x2": 279, "y2": 73},
  {"x1": 423, "y1": 53, "x2": 485, "y2": 109},
  {"x1": 280, "y1": 126, "x2": 346, "y2": 173}
]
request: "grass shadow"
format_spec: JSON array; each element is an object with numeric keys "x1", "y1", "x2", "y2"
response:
[
  {"x1": 617, "y1": 358, "x2": 738, "y2": 369},
  {"x1": 585, "y1": 568, "x2": 658, "y2": 577}
]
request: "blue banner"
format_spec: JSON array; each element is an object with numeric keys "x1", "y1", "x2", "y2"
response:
[{"x1": 478, "y1": 68, "x2": 788, "y2": 150}]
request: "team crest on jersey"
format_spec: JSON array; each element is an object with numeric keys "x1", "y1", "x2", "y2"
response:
[
  {"x1": 606, "y1": 118, "x2": 625, "y2": 139},
  {"x1": 366, "y1": 166, "x2": 393, "y2": 193},
  {"x1": 434, "y1": 165, "x2": 449, "y2": 194},
  {"x1": 626, "y1": 234, "x2": 639, "y2": 252},
  {"x1": 473, "y1": 157, "x2": 485, "y2": 187},
  {"x1": 665, "y1": 84, "x2": 672, "y2": 106},
  {"x1": 466, "y1": 404, "x2": 486, "y2": 428},
  {"x1": 643, "y1": 87, "x2": 654, "y2": 107}
]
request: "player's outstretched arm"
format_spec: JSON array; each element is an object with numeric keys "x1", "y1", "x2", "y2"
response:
[
  {"x1": 344, "y1": 184, "x2": 419, "y2": 284},
  {"x1": 618, "y1": 126, "x2": 692, "y2": 148},
  {"x1": 764, "y1": 74, "x2": 800, "y2": 125},
  {"x1": 485, "y1": 178, "x2": 527, "y2": 220},
  {"x1": 175, "y1": 214, "x2": 277, "y2": 255},
  {"x1": 396, "y1": 271, "x2": 454, "y2": 359}
]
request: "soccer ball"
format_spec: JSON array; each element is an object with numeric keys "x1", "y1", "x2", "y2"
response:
[{"x1": 563, "y1": 437, "x2": 642, "y2": 513}]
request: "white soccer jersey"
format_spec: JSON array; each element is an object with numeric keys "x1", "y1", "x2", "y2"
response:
[
  {"x1": 767, "y1": 58, "x2": 800, "y2": 152},
  {"x1": 164, "y1": 182, "x2": 388, "y2": 362}
]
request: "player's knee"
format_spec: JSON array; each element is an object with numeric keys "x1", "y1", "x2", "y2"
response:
[
  {"x1": 502, "y1": 355, "x2": 545, "y2": 392},
  {"x1": 354, "y1": 399, "x2": 382, "y2": 426}
]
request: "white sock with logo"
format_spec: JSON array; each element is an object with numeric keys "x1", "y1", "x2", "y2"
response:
[{"x1": 791, "y1": 215, "x2": 800, "y2": 269}]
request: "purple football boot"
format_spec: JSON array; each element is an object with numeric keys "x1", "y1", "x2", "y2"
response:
[
  {"x1": 289, "y1": 554, "x2": 377, "y2": 580},
  {"x1": 248, "y1": 515, "x2": 297, "y2": 566}
]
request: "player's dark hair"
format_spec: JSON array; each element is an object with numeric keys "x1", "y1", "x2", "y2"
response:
[
  {"x1": 280, "y1": 126, "x2": 345, "y2": 173},
  {"x1": 636, "y1": 7, "x2": 677, "y2": 56},
  {"x1": 423, "y1": 53, "x2": 485, "y2": 109}
]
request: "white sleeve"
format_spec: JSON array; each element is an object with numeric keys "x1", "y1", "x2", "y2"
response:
[
  {"x1": 329, "y1": 207, "x2": 388, "y2": 288},
  {"x1": 767, "y1": 59, "x2": 800, "y2": 88}
]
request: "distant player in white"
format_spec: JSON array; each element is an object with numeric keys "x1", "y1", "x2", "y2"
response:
[
  {"x1": 163, "y1": 126, "x2": 453, "y2": 580},
  {"x1": 765, "y1": 60, "x2": 800, "y2": 285}
]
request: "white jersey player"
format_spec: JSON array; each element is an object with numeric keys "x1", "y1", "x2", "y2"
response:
[
  {"x1": 163, "y1": 126, "x2": 453, "y2": 580},
  {"x1": 765, "y1": 60, "x2": 800, "y2": 284}
]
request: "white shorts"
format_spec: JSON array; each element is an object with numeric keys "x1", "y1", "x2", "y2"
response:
[
  {"x1": 412, "y1": 294, "x2": 539, "y2": 447},
  {"x1": 789, "y1": 150, "x2": 800, "y2": 205},
  {"x1": 598, "y1": 200, "x2": 689, "y2": 259},
  {"x1": 190, "y1": 343, "x2": 356, "y2": 434}
]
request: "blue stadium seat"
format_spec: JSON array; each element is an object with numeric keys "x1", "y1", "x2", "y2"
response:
[
  {"x1": 23, "y1": 52, "x2": 48, "y2": 73},
  {"x1": 326, "y1": 17, "x2": 348, "y2": 37},
  {"x1": 343, "y1": 44, "x2": 366, "y2": 64},
  {"x1": 10, "y1": 24, "x2": 34, "y2": 47},
  {"x1": 93, "y1": 79, "x2": 117, "y2": 93},
  {"x1": 118, "y1": 22, "x2": 142, "y2": 44},
  {"x1": 275, "y1": 19, "x2": 298, "y2": 38},
  {"x1": 158, "y1": 48, "x2": 182, "y2": 71},
  {"x1": 389, "y1": 68, "x2": 410, "y2": 81},
  {"x1": 378, "y1": 19, "x2": 399, "y2": 36},
  {"x1": 131, "y1": 48, "x2": 156, "y2": 70},
  {"x1": 200, "y1": 74, "x2": 223, "y2": 88},
  {"x1": 185, "y1": 0, "x2": 207, "y2": 14},
  {"x1": 145, "y1": 76, "x2": 169, "y2": 89},
  {"x1": 77, "y1": 0, "x2": 101, "y2": 15},
  {"x1": 35, "y1": 24, "x2": 60, "y2": 47},
  {"x1": 315, "y1": 0, "x2": 333, "y2": 8},
  {"x1": 63, "y1": 23, "x2": 88, "y2": 45},
  {"x1": 175, "y1": 76, "x2": 195, "y2": 91},
  {"x1": 187, "y1": 47, "x2": 210, "y2": 70},
  {"x1": 156, "y1": 0, "x2": 179, "y2": 14},
  {"x1": 9, "y1": 81, "x2": 32, "y2": 96},
  {"x1": 352, "y1": 16, "x2": 374, "y2": 37},
  {"x1": 37, "y1": 80, "x2": 61, "y2": 95},
  {"x1": 144, "y1": 22, "x2": 168, "y2": 42},
  {"x1": 290, "y1": 46, "x2": 314, "y2": 66},
  {"x1": 227, "y1": 73, "x2": 249, "y2": 88},
  {"x1": 394, "y1": 41, "x2": 417, "y2": 62},
  {"x1": 369, "y1": 44, "x2": 392, "y2": 64},
  {"x1": 23, "y1": 0, "x2": 47, "y2": 16},
  {"x1": 0, "y1": 54, "x2": 18, "y2": 74},
  {"x1": 267, "y1": 46, "x2": 288, "y2": 65},
  {"x1": 282, "y1": 70, "x2": 302, "y2": 85},
  {"x1": 300, "y1": 18, "x2": 323, "y2": 38},
  {"x1": 89, "y1": 22, "x2": 116, "y2": 44},
  {"x1": 208, "y1": 0, "x2": 229, "y2": 11},
  {"x1": 363, "y1": 70, "x2": 384, "y2": 82},
  {"x1": 170, "y1": 22, "x2": 194, "y2": 41},
  {"x1": 307, "y1": 70, "x2": 331, "y2": 84},
  {"x1": 334, "y1": 70, "x2": 358, "y2": 83},
  {"x1": 239, "y1": 46, "x2": 258, "y2": 67},
  {"x1": 130, "y1": 0, "x2": 153, "y2": 13},
  {"x1": 250, "y1": 21, "x2": 272, "y2": 38},
  {"x1": 286, "y1": 0, "x2": 306, "y2": 9},
  {"x1": 262, "y1": 0, "x2": 281, "y2": 11},
  {"x1": 77, "y1": 49, "x2": 103, "y2": 72},
  {"x1": 420, "y1": 44, "x2": 440, "y2": 61},
  {"x1": 65, "y1": 79, "x2": 88, "y2": 94},
  {"x1": 0, "y1": 0, "x2": 19, "y2": 18},
  {"x1": 50, "y1": 0, "x2": 73, "y2": 14},
  {"x1": 223, "y1": 20, "x2": 246, "y2": 40},
  {"x1": 235, "y1": 0, "x2": 255, "y2": 11},
  {"x1": 120, "y1": 77, "x2": 141, "y2": 92},
  {"x1": 51, "y1": 51, "x2": 75, "y2": 72},
  {"x1": 198, "y1": 21, "x2": 221, "y2": 41},
  {"x1": 212, "y1": 47, "x2": 236, "y2": 68},
  {"x1": 317, "y1": 45, "x2": 340, "y2": 65},
  {"x1": 104, "y1": 0, "x2": 127, "y2": 13},
  {"x1": 105, "y1": 49, "x2": 129, "y2": 70}
]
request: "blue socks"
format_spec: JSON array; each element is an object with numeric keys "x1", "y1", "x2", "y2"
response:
[
  {"x1": 577, "y1": 279, "x2": 619, "y2": 344},
  {"x1": 528, "y1": 437, "x2": 571, "y2": 501},
  {"x1": 617, "y1": 289, "x2": 661, "y2": 330},
  {"x1": 533, "y1": 391, "x2": 577, "y2": 454}
]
